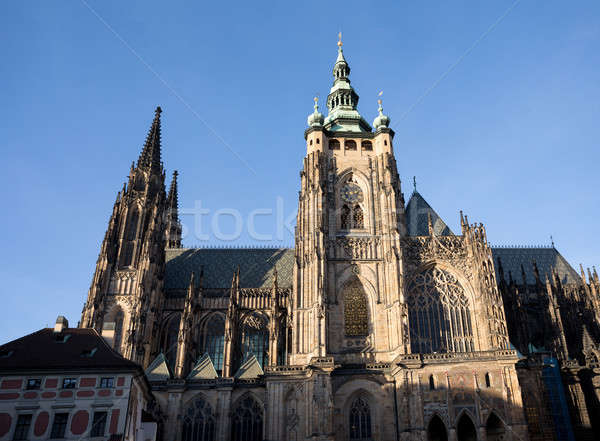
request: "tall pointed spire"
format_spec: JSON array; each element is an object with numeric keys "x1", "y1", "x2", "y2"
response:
[
  {"x1": 165, "y1": 170, "x2": 182, "y2": 248},
  {"x1": 138, "y1": 106, "x2": 163, "y2": 174}
]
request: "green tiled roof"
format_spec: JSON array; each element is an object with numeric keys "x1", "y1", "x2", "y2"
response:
[
  {"x1": 491, "y1": 247, "x2": 581, "y2": 285},
  {"x1": 165, "y1": 248, "x2": 294, "y2": 290}
]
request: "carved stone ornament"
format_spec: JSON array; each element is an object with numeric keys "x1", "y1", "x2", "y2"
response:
[
  {"x1": 350, "y1": 264, "x2": 360, "y2": 275},
  {"x1": 115, "y1": 269, "x2": 137, "y2": 281}
]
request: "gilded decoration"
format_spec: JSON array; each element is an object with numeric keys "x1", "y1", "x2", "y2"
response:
[{"x1": 343, "y1": 277, "x2": 369, "y2": 336}]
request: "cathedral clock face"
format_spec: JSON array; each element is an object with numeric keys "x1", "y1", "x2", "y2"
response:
[{"x1": 341, "y1": 182, "x2": 363, "y2": 203}]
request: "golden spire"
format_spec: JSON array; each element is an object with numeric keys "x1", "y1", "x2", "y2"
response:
[{"x1": 338, "y1": 32, "x2": 343, "y2": 47}]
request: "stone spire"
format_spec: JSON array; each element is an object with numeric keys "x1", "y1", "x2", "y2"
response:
[
  {"x1": 137, "y1": 106, "x2": 163, "y2": 174},
  {"x1": 165, "y1": 170, "x2": 182, "y2": 248},
  {"x1": 324, "y1": 35, "x2": 371, "y2": 132}
]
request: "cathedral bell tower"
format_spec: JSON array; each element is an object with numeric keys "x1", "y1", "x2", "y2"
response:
[
  {"x1": 290, "y1": 38, "x2": 409, "y2": 367},
  {"x1": 81, "y1": 107, "x2": 179, "y2": 367}
]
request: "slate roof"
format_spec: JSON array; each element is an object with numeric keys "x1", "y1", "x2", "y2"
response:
[
  {"x1": 405, "y1": 191, "x2": 453, "y2": 236},
  {"x1": 491, "y1": 247, "x2": 581, "y2": 286},
  {"x1": 0, "y1": 328, "x2": 141, "y2": 372},
  {"x1": 164, "y1": 196, "x2": 581, "y2": 293},
  {"x1": 165, "y1": 248, "x2": 294, "y2": 290}
]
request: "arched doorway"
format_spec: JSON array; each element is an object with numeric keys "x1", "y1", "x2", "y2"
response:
[
  {"x1": 486, "y1": 413, "x2": 506, "y2": 441},
  {"x1": 457, "y1": 414, "x2": 477, "y2": 441},
  {"x1": 427, "y1": 415, "x2": 448, "y2": 441}
]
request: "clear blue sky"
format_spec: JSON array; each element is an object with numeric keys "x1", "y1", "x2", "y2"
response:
[{"x1": 1, "y1": 1, "x2": 599, "y2": 344}]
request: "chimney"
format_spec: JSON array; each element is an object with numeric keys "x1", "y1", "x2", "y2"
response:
[
  {"x1": 101, "y1": 322, "x2": 116, "y2": 348},
  {"x1": 53, "y1": 316, "x2": 69, "y2": 333}
]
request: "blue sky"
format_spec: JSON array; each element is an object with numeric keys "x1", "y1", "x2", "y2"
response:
[{"x1": 1, "y1": 1, "x2": 599, "y2": 343}]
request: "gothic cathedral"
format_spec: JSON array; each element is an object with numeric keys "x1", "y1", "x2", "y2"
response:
[{"x1": 81, "y1": 41, "x2": 600, "y2": 441}]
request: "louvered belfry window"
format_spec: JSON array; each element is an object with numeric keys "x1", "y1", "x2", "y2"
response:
[{"x1": 407, "y1": 267, "x2": 474, "y2": 353}]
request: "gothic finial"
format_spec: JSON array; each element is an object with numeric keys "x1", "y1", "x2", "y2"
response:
[
  {"x1": 413, "y1": 176, "x2": 417, "y2": 192},
  {"x1": 338, "y1": 31, "x2": 342, "y2": 48},
  {"x1": 550, "y1": 235, "x2": 555, "y2": 248}
]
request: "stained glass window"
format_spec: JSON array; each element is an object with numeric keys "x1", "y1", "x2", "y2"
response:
[
  {"x1": 241, "y1": 315, "x2": 268, "y2": 368},
  {"x1": 182, "y1": 396, "x2": 215, "y2": 441},
  {"x1": 349, "y1": 397, "x2": 372, "y2": 440},
  {"x1": 231, "y1": 396, "x2": 263, "y2": 441},
  {"x1": 164, "y1": 314, "x2": 180, "y2": 371},
  {"x1": 407, "y1": 267, "x2": 474, "y2": 354},
  {"x1": 344, "y1": 278, "x2": 369, "y2": 336},
  {"x1": 203, "y1": 315, "x2": 225, "y2": 374}
]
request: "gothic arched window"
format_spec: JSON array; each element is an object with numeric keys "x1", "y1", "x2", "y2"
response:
[
  {"x1": 125, "y1": 207, "x2": 139, "y2": 241},
  {"x1": 343, "y1": 278, "x2": 369, "y2": 336},
  {"x1": 113, "y1": 310, "x2": 124, "y2": 353},
  {"x1": 203, "y1": 315, "x2": 225, "y2": 375},
  {"x1": 353, "y1": 205, "x2": 364, "y2": 228},
  {"x1": 163, "y1": 314, "x2": 181, "y2": 372},
  {"x1": 241, "y1": 314, "x2": 269, "y2": 368},
  {"x1": 341, "y1": 204, "x2": 351, "y2": 229},
  {"x1": 182, "y1": 396, "x2": 215, "y2": 441},
  {"x1": 231, "y1": 396, "x2": 263, "y2": 441},
  {"x1": 407, "y1": 267, "x2": 474, "y2": 354},
  {"x1": 349, "y1": 397, "x2": 372, "y2": 440}
]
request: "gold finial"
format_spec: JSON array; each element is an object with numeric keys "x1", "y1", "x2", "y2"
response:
[
  {"x1": 338, "y1": 32, "x2": 343, "y2": 47},
  {"x1": 314, "y1": 96, "x2": 318, "y2": 103}
]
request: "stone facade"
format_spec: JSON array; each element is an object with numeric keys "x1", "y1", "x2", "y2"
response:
[{"x1": 80, "y1": 42, "x2": 599, "y2": 441}]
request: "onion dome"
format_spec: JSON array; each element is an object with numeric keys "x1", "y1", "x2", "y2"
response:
[
  {"x1": 307, "y1": 97, "x2": 324, "y2": 127},
  {"x1": 373, "y1": 99, "x2": 390, "y2": 130}
]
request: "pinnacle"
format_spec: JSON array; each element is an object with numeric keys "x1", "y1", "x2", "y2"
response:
[
  {"x1": 137, "y1": 106, "x2": 163, "y2": 174},
  {"x1": 168, "y1": 170, "x2": 179, "y2": 209}
]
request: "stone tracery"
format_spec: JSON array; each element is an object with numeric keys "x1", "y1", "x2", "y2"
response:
[
  {"x1": 343, "y1": 277, "x2": 369, "y2": 336},
  {"x1": 407, "y1": 267, "x2": 474, "y2": 353}
]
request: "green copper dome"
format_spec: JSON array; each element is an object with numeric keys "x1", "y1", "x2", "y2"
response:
[
  {"x1": 373, "y1": 99, "x2": 390, "y2": 130},
  {"x1": 307, "y1": 97, "x2": 324, "y2": 127}
]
